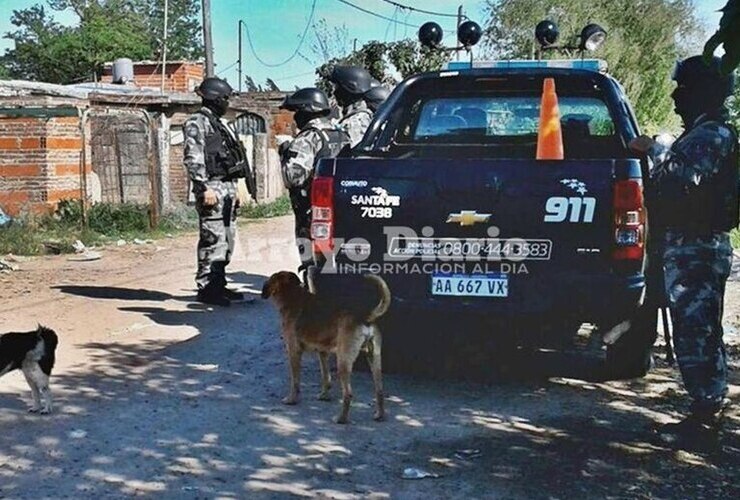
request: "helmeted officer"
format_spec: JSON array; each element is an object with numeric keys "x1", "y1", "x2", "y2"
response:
[
  {"x1": 364, "y1": 80, "x2": 391, "y2": 113},
  {"x1": 184, "y1": 77, "x2": 252, "y2": 306},
  {"x1": 329, "y1": 66, "x2": 374, "y2": 147},
  {"x1": 632, "y1": 55, "x2": 738, "y2": 446},
  {"x1": 279, "y1": 88, "x2": 349, "y2": 279}
]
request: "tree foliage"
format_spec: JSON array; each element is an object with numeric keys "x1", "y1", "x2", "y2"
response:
[
  {"x1": 1, "y1": 3, "x2": 150, "y2": 83},
  {"x1": 1, "y1": 0, "x2": 202, "y2": 84},
  {"x1": 132, "y1": 0, "x2": 203, "y2": 60},
  {"x1": 315, "y1": 39, "x2": 450, "y2": 95},
  {"x1": 482, "y1": 0, "x2": 702, "y2": 134},
  {"x1": 704, "y1": 0, "x2": 740, "y2": 74}
]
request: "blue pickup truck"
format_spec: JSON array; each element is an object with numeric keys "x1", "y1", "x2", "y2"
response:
[{"x1": 310, "y1": 60, "x2": 658, "y2": 377}]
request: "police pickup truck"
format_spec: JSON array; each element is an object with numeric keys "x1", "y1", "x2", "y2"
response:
[{"x1": 311, "y1": 59, "x2": 657, "y2": 377}]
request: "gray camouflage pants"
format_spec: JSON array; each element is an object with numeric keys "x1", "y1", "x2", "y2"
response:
[
  {"x1": 195, "y1": 180, "x2": 237, "y2": 290},
  {"x1": 663, "y1": 231, "x2": 733, "y2": 413}
]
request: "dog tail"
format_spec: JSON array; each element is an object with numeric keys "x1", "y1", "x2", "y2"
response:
[{"x1": 364, "y1": 275, "x2": 391, "y2": 323}]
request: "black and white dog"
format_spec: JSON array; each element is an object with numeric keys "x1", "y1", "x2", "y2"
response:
[{"x1": 0, "y1": 326, "x2": 58, "y2": 414}]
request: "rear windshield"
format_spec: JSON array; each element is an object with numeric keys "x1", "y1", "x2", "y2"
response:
[
  {"x1": 413, "y1": 96, "x2": 615, "y2": 140},
  {"x1": 373, "y1": 73, "x2": 629, "y2": 159}
]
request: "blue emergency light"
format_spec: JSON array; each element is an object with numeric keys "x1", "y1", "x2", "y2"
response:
[{"x1": 444, "y1": 59, "x2": 608, "y2": 72}]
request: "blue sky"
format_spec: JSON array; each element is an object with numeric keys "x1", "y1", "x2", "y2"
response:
[{"x1": 0, "y1": 0, "x2": 728, "y2": 89}]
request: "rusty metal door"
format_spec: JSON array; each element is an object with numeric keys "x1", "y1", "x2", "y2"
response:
[{"x1": 90, "y1": 113, "x2": 151, "y2": 204}]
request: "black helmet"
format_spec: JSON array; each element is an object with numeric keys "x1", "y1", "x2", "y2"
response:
[
  {"x1": 364, "y1": 85, "x2": 391, "y2": 112},
  {"x1": 280, "y1": 88, "x2": 331, "y2": 113},
  {"x1": 196, "y1": 77, "x2": 234, "y2": 100},
  {"x1": 329, "y1": 66, "x2": 373, "y2": 95},
  {"x1": 672, "y1": 55, "x2": 735, "y2": 98}
]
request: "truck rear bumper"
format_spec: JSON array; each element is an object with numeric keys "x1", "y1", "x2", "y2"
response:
[{"x1": 312, "y1": 270, "x2": 645, "y2": 324}]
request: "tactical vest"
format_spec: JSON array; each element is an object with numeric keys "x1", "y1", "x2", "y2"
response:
[
  {"x1": 305, "y1": 126, "x2": 350, "y2": 163},
  {"x1": 199, "y1": 111, "x2": 243, "y2": 181},
  {"x1": 655, "y1": 120, "x2": 739, "y2": 233}
]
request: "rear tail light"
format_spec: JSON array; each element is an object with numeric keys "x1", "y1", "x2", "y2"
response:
[
  {"x1": 311, "y1": 176, "x2": 334, "y2": 256},
  {"x1": 612, "y1": 179, "x2": 645, "y2": 261}
]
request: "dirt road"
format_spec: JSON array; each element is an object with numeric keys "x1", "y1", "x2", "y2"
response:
[{"x1": 1, "y1": 216, "x2": 738, "y2": 499}]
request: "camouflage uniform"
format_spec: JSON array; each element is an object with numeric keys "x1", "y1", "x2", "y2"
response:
[
  {"x1": 650, "y1": 113, "x2": 738, "y2": 414},
  {"x1": 339, "y1": 100, "x2": 372, "y2": 148},
  {"x1": 183, "y1": 107, "x2": 239, "y2": 291},
  {"x1": 281, "y1": 117, "x2": 346, "y2": 269}
]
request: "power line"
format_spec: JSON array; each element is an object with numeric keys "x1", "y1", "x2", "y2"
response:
[
  {"x1": 217, "y1": 61, "x2": 239, "y2": 76},
  {"x1": 335, "y1": 0, "x2": 455, "y2": 33},
  {"x1": 335, "y1": 0, "x2": 417, "y2": 28},
  {"x1": 242, "y1": 0, "x2": 317, "y2": 68},
  {"x1": 378, "y1": 0, "x2": 461, "y2": 19}
]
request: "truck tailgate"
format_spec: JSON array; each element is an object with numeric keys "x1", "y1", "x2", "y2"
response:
[{"x1": 320, "y1": 157, "x2": 643, "y2": 314}]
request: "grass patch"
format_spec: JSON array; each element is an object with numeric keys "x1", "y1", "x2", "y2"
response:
[
  {"x1": 0, "y1": 200, "x2": 198, "y2": 256},
  {"x1": 240, "y1": 196, "x2": 292, "y2": 219},
  {"x1": 731, "y1": 229, "x2": 740, "y2": 250}
]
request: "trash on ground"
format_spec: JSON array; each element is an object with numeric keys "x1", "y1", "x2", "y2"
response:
[
  {"x1": 43, "y1": 240, "x2": 63, "y2": 254},
  {"x1": 67, "y1": 251, "x2": 102, "y2": 262},
  {"x1": 0, "y1": 259, "x2": 17, "y2": 272},
  {"x1": 116, "y1": 239, "x2": 126, "y2": 247},
  {"x1": 0, "y1": 206, "x2": 11, "y2": 228},
  {"x1": 133, "y1": 238, "x2": 146, "y2": 245},
  {"x1": 72, "y1": 240, "x2": 86, "y2": 253},
  {"x1": 68, "y1": 429, "x2": 87, "y2": 439},
  {"x1": 454, "y1": 449, "x2": 483, "y2": 460},
  {"x1": 401, "y1": 467, "x2": 440, "y2": 480}
]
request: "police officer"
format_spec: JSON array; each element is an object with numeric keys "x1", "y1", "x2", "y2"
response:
[
  {"x1": 632, "y1": 56, "x2": 738, "y2": 445},
  {"x1": 329, "y1": 66, "x2": 374, "y2": 147},
  {"x1": 364, "y1": 81, "x2": 391, "y2": 113},
  {"x1": 279, "y1": 88, "x2": 349, "y2": 279},
  {"x1": 184, "y1": 77, "x2": 251, "y2": 306}
]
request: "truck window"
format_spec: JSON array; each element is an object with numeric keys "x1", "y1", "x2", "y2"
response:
[
  {"x1": 375, "y1": 73, "x2": 629, "y2": 159},
  {"x1": 413, "y1": 96, "x2": 615, "y2": 140}
]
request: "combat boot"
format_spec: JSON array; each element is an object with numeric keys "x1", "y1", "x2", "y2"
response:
[
  {"x1": 197, "y1": 286, "x2": 231, "y2": 307},
  {"x1": 222, "y1": 287, "x2": 254, "y2": 303},
  {"x1": 657, "y1": 400, "x2": 728, "y2": 450}
]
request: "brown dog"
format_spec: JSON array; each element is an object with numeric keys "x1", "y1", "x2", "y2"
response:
[{"x1": 262, "y1": 271, "x2": 391, "y2": 424}]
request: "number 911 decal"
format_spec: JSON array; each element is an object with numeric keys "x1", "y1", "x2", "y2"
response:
[
  {"x1": 544, "y1": 178, "x2": 597, "y2": 223},
  {"x1": 544, "y1": 196, "x2": 596, "y2": 223}
]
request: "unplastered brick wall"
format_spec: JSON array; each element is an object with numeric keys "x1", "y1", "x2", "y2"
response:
[
  {"x1": 0, "y1": 114, "x2": 89, "y2": 216},
  {"x1": 101, "y1": 62, "x2": 204, "y2": 93}
]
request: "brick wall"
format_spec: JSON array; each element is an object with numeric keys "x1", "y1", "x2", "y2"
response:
[
  {"x1": 101, "y1": 62, "x2": 204, "y2": 93},
  {"x1": 0, "y1": 114, "x2": 88, "y2": 216}
]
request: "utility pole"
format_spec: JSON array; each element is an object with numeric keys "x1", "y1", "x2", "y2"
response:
[
  {"x1": 202, "y1": 0, "x2": 214, "y2": 77},
  {"x1": 161, "y1": 0, "x2": 169, "y2": 92},
  {"x1": 456, "y1": 5, "x2": 463, "y2": 62},
  {"x1": 353, "y1": 38, "x2": 358, "y2": 52},
  {"x1": 238, "y1": 20, "x2": 243, "y2": 92}
]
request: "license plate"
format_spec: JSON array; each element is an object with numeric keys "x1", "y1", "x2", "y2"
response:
[{"x1": 431, "y1": 273, "x2": 509, "y2": 297}]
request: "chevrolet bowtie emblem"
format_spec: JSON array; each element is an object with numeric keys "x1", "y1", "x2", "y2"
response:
[{"x1": 446, "y1": 210, "x2": 492, "y2": 226}]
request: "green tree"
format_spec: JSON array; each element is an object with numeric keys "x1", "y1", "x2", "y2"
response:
[
  {"x1": 315, "y1": 39, "x2": 450, "y2": 95},
  {"x1": 1, "y1": 3, "x2": 151, "y2": 83},
  {"x1": 482, "y1": 0, "x2": 702, "y2": 134},
  {"x1": 133, "y1": 0, "x2": 204, "y2": 60},
  {"x1": 1, "y1": 0, "x2": 203, "y2": 84}
]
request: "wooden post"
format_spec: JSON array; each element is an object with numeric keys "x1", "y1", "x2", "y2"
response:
[
  {"x1": 202, "y1": 0, "x2": 215, "y2": 77},
  {"x1": 238, "y1": 19, "x2": 243, "y2": 92},
  {"x1": 161, "y1": 0, "x2": 169, "y2": 92}
]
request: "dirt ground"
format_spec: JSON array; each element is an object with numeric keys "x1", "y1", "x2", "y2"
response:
[{"x1": 1, "y1": 215, "x2": 739, "y2": 499}]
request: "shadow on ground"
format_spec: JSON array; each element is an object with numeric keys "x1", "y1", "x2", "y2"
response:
[{"x1": 2, "y1": 278, "x2": 738, "y2": 498}]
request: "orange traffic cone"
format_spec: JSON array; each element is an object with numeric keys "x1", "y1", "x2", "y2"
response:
[{"x1": 536, "y1": 77, "x2": 564, "y2": 160}]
